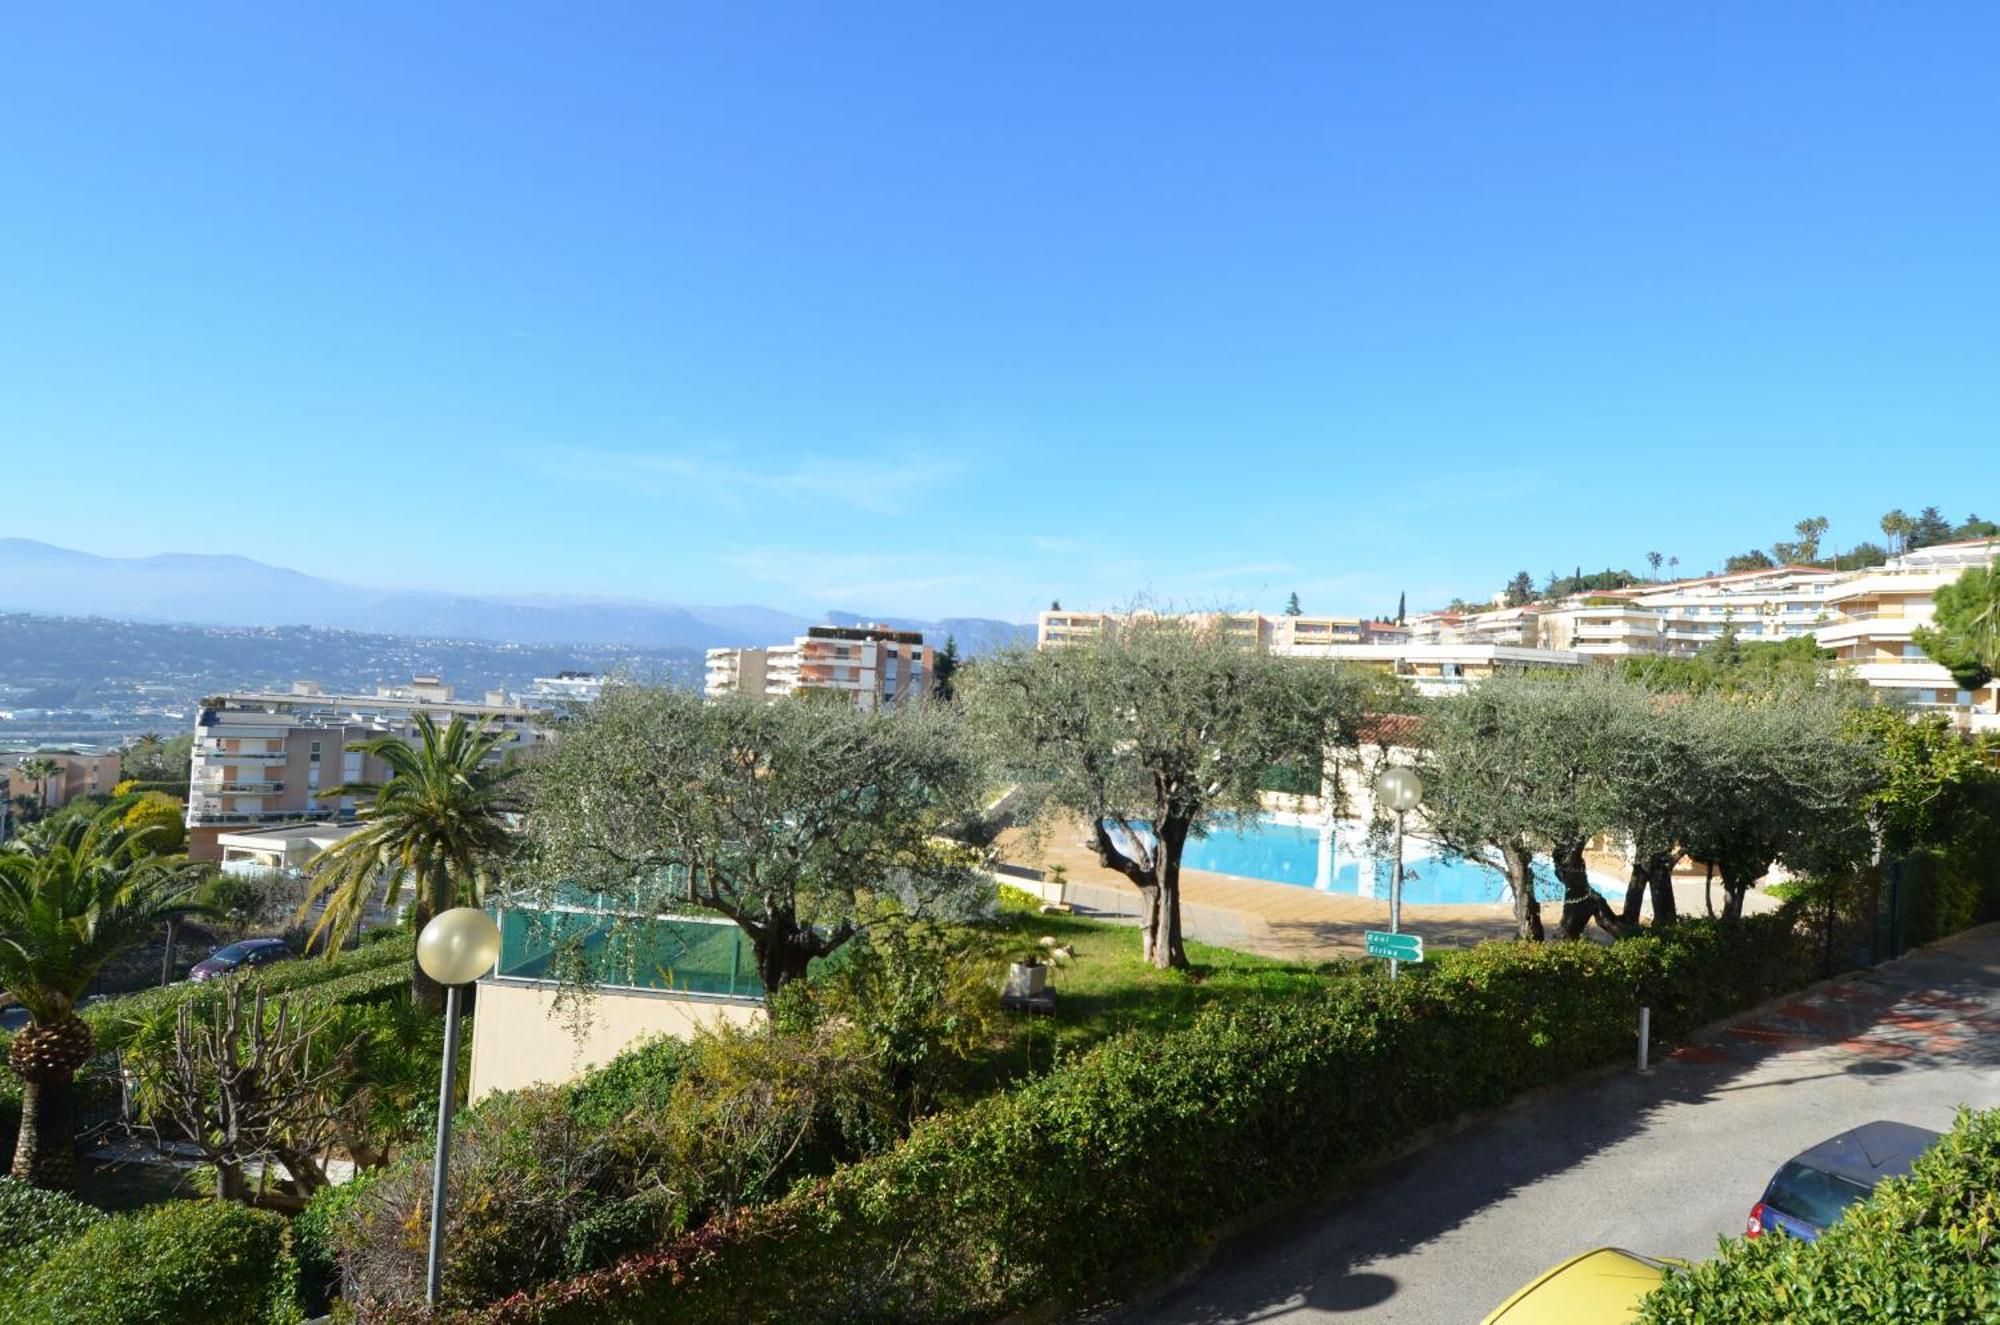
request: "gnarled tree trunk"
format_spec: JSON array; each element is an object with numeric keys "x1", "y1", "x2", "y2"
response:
[
  {"x1": 1503, "y1": 839, "x2": 1543, "y2": 941},
  {"x1": 1092, "y1": 813, "x2": 1191, "y2": 970},
  {"x1": 1554, "y1": 840, "x2": 1624, "y2": 941}
]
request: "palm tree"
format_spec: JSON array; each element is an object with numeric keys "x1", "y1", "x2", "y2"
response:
[
  {"x1": 1881, "y1": 508, "x2": 1910, "y2": 555},
  {"x1": 13, "y1": 757, "x2": 61, "y2": 819},
  {"x1": 0, "y1": 811, "x2": 205, "y2": 1188},
  {"x1": 300, "y1": 714, "x2": 522, "y2": 1010}
]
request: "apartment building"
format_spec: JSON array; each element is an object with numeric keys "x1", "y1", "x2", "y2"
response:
[
  {"x1": 518, "y1": 671, "x2": 606, "y2": 710},
  {"x1": 1816, "y1": 539, "x2": 2000, "y2": 723},
  {"x1": 1535, "y1": 594, "x2": 1667, "y2": 658},
  {"x1": 704, "y1": 625, "x2": 933, "y2": 709},
  {"x1": 185, "y1": 676, "x2": 546, "y2": 861},
  {"x1": 1631, "y1": 565, "x2": 1843, "y2": 655},
  {"x1": 1323, "y1": 642, "x2": 1587, "y2": 696},
  {"x1": 0, "y1": 749, "x2": 123, "y2": 819},
  {"x1": 1037, "y1": 609, "x2": 1410, "y2": 653}
]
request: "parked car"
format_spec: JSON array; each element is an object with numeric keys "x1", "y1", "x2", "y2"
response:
[
  {"x1": 188, "y1": 937, "x2": 296, "y2": 982},
  {"x1": 1480, "y1": 1248, "x2": 1682, "y2": 1323},
  {"x1": 1746, "y1": 1120, "x2": 1942, "y2": 1241},
  {"x1": 0, "y1": 1004, "x2": 28, "y2": 1033}
]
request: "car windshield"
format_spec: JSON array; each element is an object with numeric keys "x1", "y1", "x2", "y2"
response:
[
  {"x1": 210, "y1": 942, "x2": 258, "y2": 962},
  {"x1": 1765, "y1": 1161, "x2": 1872, "y2": 1227}
]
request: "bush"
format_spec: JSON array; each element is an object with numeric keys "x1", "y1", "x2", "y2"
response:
[
  {"x1": 388, "y1": 914, "x2": 1815, "y2": 1325},
  {"x1": 343, "y1": 1017, "x2": 898, "y2": 1313},
  {"x1": 294, "y1": 1172, "x2": 377, "y2": 1317},
  {"x1": 0, "y1": 1177, "x2": 103, "y2": 1289},
  {"x1": 2, "y1": 1199, "x2": 302, "y2": 1325},
  {"x1": 1637, "y1": 1106, "x2": 2000, "y2": 1324}
]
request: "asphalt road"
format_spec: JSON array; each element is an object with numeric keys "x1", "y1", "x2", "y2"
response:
[{"x1": 1089, "y1": 923, "x2": 2000, "y2": 1325}]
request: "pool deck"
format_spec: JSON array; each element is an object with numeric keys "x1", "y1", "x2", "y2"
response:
[{"x1": 994, "y1": 820, "x2": 1779, "y2": 964}]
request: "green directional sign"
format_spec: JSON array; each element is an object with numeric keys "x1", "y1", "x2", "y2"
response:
[{"x1": 1364, "y1": 930, "x2": 1424, "y2": 963}]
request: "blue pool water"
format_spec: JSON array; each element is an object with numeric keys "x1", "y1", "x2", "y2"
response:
[{"x1": 1128, "y1": 817, "x2": 1616, "y2": 906}]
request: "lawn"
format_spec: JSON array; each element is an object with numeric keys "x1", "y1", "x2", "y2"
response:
[{"x1": 979, "y1": 888, "x2": 1341, "y2": 1080}]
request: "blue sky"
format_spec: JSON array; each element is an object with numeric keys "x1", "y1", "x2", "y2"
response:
[{"x1": 2, "y1": 5, "x2": 1996, "y2": 623}]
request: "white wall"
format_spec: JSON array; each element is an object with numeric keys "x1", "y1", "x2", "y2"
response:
[{"x1": 467, "y1": 979, "x2": 763, "y2": 1102}]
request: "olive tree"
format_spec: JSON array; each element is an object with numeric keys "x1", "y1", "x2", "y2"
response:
[
  {"x1": 967, "y1": 615, "x2": 1384, "y2": 969},
  {"x1": 527, "y1": 687, "x2": 989, "y2": 1001},
  {"x1": 1679, "y1": 689, "x2": 1877, "y2": 919},
  {"x1": 1604, "y1": 693, "x2": 1706, "y2": 927},
  {"x1": 1420, "y1": 669, "x2": 1634, "y2": 941}
]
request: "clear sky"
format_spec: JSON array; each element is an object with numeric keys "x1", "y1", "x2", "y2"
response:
[{"x1": 3, "y1": 4, "x2": 1996, "y2": 623}]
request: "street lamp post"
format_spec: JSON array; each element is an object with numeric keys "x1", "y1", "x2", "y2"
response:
[
  {"x1": 415, "y1": 906, "x2": 503, "y2": 1308},
  {"x1": 1373, "y1": 766, "x2": 1424, "y2": 981}
]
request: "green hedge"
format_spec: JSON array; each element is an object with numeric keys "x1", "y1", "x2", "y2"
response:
[
  {"x1": 1637, "y1": 1105, "x2": 2000, "y2": 1324},
  {"x1": 0, "y1": 1178, "x2": 104, "y2": 1291},
  {"x1": 0, "y1": 1198, "x2": 302, "y2": 1325},
  {"x1": 399, "y1": 915, "x2": 1814, "y2": 1325}
]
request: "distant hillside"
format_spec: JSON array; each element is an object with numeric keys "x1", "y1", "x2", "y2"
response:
[{"x1": 0, "y1": 538, "x2": 1030, "y2": 653}]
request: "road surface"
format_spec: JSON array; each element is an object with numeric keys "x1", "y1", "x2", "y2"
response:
[{"x1": 1089, "y1": 923, "x2": 2000, "y2": 1325}]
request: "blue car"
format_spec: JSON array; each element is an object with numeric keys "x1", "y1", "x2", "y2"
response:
[{"x1": 1747, "y1": 1121, "x2": 1941, "y2": 1241}]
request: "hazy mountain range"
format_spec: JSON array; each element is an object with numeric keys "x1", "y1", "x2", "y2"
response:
[{"x1": 0, "y1": 539, "x2": 1031, "y2": 654}]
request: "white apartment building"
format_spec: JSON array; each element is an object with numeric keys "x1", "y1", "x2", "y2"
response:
[
  {"x1": 705, "y1": 625, "x2": 933, "y2": 710},
  {"x1": 185, "y1": 677, "x2": 547, "y2": 861},
  {"x1": 1630, "y1": 565, "x2": 1843, "y2": 656},
  {"x1": 1815, "y1": 539, "x2": 2000, "y2": 724},
  {"x1": 518, "y1": 671, "x2": 606, "y2": 709},
  {"x1": 1036, "y1": 609, "x2": 1408, "y2": 653}
]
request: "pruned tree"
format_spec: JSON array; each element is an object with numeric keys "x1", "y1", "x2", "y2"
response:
[
  {"x1": 968, "y1": 616, "x2": 1385, "y2": 967},
  {"x1": 527, "y1": 688, "x2": 988, "y2": 1000},
  {"x1": 128, "y1": 982, "x2": 358, "y2": 1204}
]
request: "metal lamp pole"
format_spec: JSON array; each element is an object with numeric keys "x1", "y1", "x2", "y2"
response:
[
  {"x1": 415, "y1": 907, "x2": 503, "y2": 1308},
  {"x1": 1374, "y1": 766, "x2": 1424, "y2": 981}
]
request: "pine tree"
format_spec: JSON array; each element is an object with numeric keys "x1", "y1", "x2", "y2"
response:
[
  {"x1": 1284, "y1": 591, "x2": 1302, "y2": 616},
  {"x1": 1396, "y1": 591, "x2": 1405, "y2": 624}
]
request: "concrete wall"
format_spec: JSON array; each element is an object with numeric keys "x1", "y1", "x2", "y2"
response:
[{"x1": 467, "y1": 979, "x2": 764, "y2": 1102}]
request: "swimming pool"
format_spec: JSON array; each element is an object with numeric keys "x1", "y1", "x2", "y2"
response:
[{"x1": 1117, "y1": 816, "x2": 1620, "y2": 907}]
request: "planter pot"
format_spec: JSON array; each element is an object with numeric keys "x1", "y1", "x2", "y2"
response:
[{"x1": 1004, "y1": 962, "x2": 1048, "y2": 999}]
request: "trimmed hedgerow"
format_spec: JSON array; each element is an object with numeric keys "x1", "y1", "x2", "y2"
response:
[
  {"x1": 382, "y1": 914, "x2": 1814, "y2": 1325},
  {"x1": 0, "y1": 1198, "x2": 303, "y2": 1325},
  {"x1": 0, "y1": 1177, "x2": 104, "y2": 1291},
  {"x1": 1637, "y1": 1105, "x2": 2000, "y2": 1324}
]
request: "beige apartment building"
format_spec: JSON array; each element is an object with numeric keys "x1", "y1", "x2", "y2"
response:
[
  {"x1": 0, "y1": 749, "x2": 123, "y2": 812},
  {"x1": 704, "y1": 625, "x2": 933, "y2": 709},
  {"x1": 1036, "y1": 609, "x2": 1408, "y2": 653},
  {"x1": 184, "y1": 676, "x2": 546, "y2": 861},
  {"x1": 1816, "y1": 539, "x2": 2000, "y2": 724}
]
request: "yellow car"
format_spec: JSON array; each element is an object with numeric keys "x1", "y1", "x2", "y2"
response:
[{"x1": 1479, "y1": 1248, "x2": 1681, "y2": 1324}]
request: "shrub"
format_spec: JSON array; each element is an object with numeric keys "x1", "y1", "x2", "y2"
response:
[
  {"x1": 2, "y1": 1199, "x2": 302, "y2": 1325},
  {"x1": 0, "y1": 1177, "x2": 103, "y2": 1288},
  {"x1": 385, "y1": 914, "x2": 1815, "y2": 1325},
  {"x1": 1637, "y1": 1106, "x2": 2000, "y2": 1324},
  {"x1": 294, "y1": 1172, "x2": 378, "y2": 1317},
  {"x1": 565, "y1": 1034, "x2": 690, "y2": 1131},
  {"x1": 344, "y1": 1017, "x2": 898, "y2": 1313}
]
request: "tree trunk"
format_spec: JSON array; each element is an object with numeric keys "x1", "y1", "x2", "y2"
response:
[
  {"x1": 409, "y1": 894, "x2": 444, "y2": 1014},
  {"x1": 1556, "y1": 842, "x2": 1624, "y2": 940},
  {"x1": 751, "y1": 922, "x2": 819, "y2": 1000},
  {"x1": 10, "y1": 1074, "x2": 75, "y2": 1190},
  {"x1": 8, "y1": 1017, "x2": 92, "y2": 1191},
  {"x1": 1620, "y1": 863, "x2": 1649, "y2": 926},
  {"x1": 1647, "y1": 860, "x2": 1679, "y2": 927},
  {"x1": 1144, "y1": 815, "x2": 1190, "y2": 969},
  {"x1": 1503, "y1": 840, "x2": 1543, "y2": 941}
]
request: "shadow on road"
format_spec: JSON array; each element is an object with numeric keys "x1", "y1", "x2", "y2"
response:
[{"x1": 1084, "y1": 924, "x2": 2000, "y2": 1324}]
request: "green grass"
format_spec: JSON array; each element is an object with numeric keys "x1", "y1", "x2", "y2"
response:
[{"x1": 979, "y1": 889, "x2": 1339, "y2": 1080}]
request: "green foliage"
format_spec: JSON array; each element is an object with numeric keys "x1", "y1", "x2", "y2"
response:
[
  {"x1": 565, "y1": 1035, "x2": 691, "y2": 1131},
  {"x1": 1913, "y1": 561, "x2": 2000, "y2": 691},
  {"x1": 528, "y1": 687, "x2": 991, "y2": 998},
  {"x1": 0, "y1": 1177, "x2": 104, "y2": 1290},
  {"x1": 1637, "y1": 1106, "x2": 2000, "y2": 1324},
  {"x1": 2, "y1": 1198, "x2": 302, "y2": 1325},
  {"x1": 302, "y1": 714, "x2": 524, "y2": 973},
  {"x1": 293, "y1": 1171, "x2": 377, "y2": 1315},
  {"x1": 343, "y1": 1018, "x2": 899, "y2": 1312},
  {"x1": 394, "y1": 917, "x2": 1811, "y2": 1325},
  {"x1": 119, "y1": 733, "x2": 194, "y2": 787},
  {"x1": 1724, "y1": 549, "x2": 1776, "y2": 572},
  {"x1": 1619, "y1": 632, "x2": 1841, "y2": 696},
  {"x1": 117, "y1": 791, "x2": 187, "y2": 856}
]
